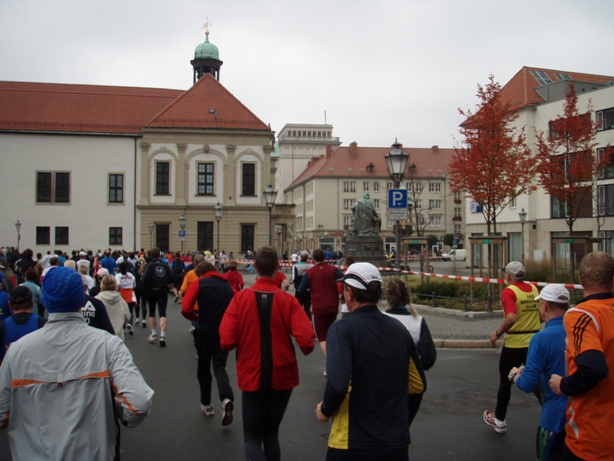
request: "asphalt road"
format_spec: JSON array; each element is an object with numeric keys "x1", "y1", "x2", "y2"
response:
[{"x1": 0, "y1": 293, "x2": 542, "y2": 460}]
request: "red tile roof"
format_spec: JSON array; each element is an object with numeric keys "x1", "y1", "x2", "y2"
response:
[
  {"x1": 287, "y1": 143, "x2": 455, "y2": 192},
  {"x1": 0, "y1": 81, "x2": 182, "y2": 135},
  {"x1": 146, "y1": 74, "x2": 269, "y2": 131},
  {"x1": 500, "y1": 66, "x2": 614, "y2": 111}
]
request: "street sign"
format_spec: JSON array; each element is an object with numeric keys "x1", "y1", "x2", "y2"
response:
[
  {"x1": 388, "y1": 189, "x2": 408, "y2": 209},
  {"x1": 178, "y1": 230, "x2": 186, "y2": 241},
  {"x1": 388, "y1": 209, "x2": 408, "y2": 221}
]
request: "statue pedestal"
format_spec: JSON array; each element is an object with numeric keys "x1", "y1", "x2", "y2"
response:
[{"x1": 343, "y1": 236, "x2": 391, "y2": 268}]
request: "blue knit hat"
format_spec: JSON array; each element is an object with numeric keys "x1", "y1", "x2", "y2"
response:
[{"x1": 42, "y1": 266, "x2": 84, "y2": 313}]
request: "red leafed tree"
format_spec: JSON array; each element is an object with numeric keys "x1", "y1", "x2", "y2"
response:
[
  {"x1": 450, "y1": 75, "x2": 535, "y2": 236},
  {"x1": 535, "y1": 83, "x2": 603, "y2": 234}
]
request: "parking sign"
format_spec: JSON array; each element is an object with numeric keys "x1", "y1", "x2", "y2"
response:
[{"x1": 388, "y1": 189, "x2": 408, "y2": 208}]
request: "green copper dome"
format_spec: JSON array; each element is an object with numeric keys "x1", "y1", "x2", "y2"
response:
[{"x1": 194, "y1": 34, "x2": 220, "y2": 60}]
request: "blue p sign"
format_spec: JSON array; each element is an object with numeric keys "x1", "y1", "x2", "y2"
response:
[{"x1": 388, "y1": 189, "x2": 408, "y2": 209}]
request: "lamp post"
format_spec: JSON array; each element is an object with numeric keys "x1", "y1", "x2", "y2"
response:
[
  {"x1": 178, "y1": 214, "x2": 187, "y2": 254},
  {"x1": 263, "y1": 183, "x2": 278, "y2": 246},
  {"x1": 384, "y1": 139, "x2": 410, "y2": 270},
  {"x1": 15, "y1": 220, "x2": 21, "y2": 253},
  {"x1": 148, "y1": 222, "x2": 154, "y2": 249},
  {"x1": 518, "y1": 208, "x2": 527, "y2": 264},
  {"x1": 214, "y1": 201, "x2": 224, "y2": 255}
]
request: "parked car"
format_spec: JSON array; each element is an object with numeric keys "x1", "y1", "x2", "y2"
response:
[{"x1": 441, "y1": 249, "x2": 466, "y2": 261}]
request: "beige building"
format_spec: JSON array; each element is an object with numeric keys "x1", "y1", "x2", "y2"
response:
[
  {"x1": 0, "y1": 30, "x2": 277, "y2": 255},
  {"x1": 282, "y1": 141, "x2": 463, "y2": 255}
]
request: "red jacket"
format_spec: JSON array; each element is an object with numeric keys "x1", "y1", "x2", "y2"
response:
[{"x1": 219, "y1": 277, "x2": 314, "y2": 391}]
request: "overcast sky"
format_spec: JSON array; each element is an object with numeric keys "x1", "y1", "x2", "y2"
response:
[{"x1": 2, "y1": 0, "x2": 614, "y2": 148}]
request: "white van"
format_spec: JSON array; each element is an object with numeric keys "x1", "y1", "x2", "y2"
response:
[{"x1": 441, "y1": 249, "x2": 466, "y2": 261}]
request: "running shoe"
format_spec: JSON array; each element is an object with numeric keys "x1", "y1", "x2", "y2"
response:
[
  {"x1": 141, "y1": 320, "x2": 147, "y2": 328},
  {"x1": 135, "y1": 319, "x2": 141, "y2": 326},
  {"x1": 159, "y1": 336, "x2": 166, "y2": 347},
  {"x1": 126, "y1": 324, "x2": 134, "y2": 336},
  {"x1": 483, "y1": 410, "x2": 506, "y2": 433},
  {"x1": 147, "y1": 334, "x2": 158, "y2": 342},
  {"x1": 222, "y1": 398, "x2": 234, "y2": 426},
  {"x1": 201, "y1": 404, "x2": 215, "y2": 416}
]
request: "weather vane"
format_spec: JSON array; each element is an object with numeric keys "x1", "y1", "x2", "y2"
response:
[{"x1": 202, "y1": 18, "x2": 211, "y2": 36}]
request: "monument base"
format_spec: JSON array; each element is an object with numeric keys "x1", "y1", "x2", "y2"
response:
[{"x1": 343, "y1": 236, "x2": 391, "y2": 269}]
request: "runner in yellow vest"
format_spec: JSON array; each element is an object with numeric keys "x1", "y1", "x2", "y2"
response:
[{"x1": 483, "y1": 261, "x2": 541, "y2": 434}]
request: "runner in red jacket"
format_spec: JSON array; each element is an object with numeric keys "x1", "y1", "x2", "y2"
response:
[{"x1": 219, "y1": 246, "x2": 314, "y2": 460}]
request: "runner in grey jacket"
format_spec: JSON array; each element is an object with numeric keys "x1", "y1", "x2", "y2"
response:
[{"x1": 0, "y1": 267, "x2": 153, "y2": 461}]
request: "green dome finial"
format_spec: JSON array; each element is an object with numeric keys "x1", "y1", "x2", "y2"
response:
[{"x1": 195, "y1": 18, "x2": 220, "y2": 60}]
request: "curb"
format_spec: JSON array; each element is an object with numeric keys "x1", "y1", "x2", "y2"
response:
[{"x1": 434, "y1": 339, "x2": 502, "y2": 349}]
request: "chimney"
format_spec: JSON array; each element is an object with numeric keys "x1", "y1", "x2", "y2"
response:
[
  {"x1": 431, "y1": 145, "x2": 439, "y2": 152},
  {"x1": 326, "y1": 143, "x2": 332, "y2": 159},
  {"x1": 349, "y1": 141, "x2": 358, "y2": 158}
]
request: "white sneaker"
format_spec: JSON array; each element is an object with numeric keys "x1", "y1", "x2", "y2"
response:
[
  {"x1": 201, "y1": 404, "x2": 215, "y2": 416},
  {"x1": 159, "y1": 336, "x2": 166, "y2": 347},
  {"x1": 126, "y1": 324, "x2": 134, "y2": 336},
  {"x1": 148, "y1": 334, "x2": 158, "y2": 342},
  {"x1": 483, "y1": 410, "x2": 506, "y2": 433},
  {"x1": 222, "y1": 398, "x2": 234, "y2": 426}
]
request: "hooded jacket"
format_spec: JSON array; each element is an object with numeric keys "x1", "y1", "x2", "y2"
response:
[
  {"x1": 0, "y1": 313, "x2": 153, "y2": 461},
  {"x1": 96, "y1": 291, "x2": 130, "y2": 339}
]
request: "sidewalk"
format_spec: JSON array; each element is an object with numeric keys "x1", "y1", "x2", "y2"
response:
[{"x1": 241, "y1": 270, "x2": 506, "y2": 349}]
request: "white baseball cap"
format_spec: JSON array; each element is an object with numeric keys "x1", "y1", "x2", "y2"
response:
[
  {"x1": 338, "y1": 262, "x2": 382, "y2": 290},
  {"x1": 535, "y1": 284, "x2": 570, "y2": 304},
  {"x1": 504, "y1": 261, "x2": 525, "y2": 280}
]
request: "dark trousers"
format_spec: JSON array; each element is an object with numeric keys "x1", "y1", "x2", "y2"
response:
[
  {"x1": 242, "y1": 388, "x2": 292, "y2": 461},
  {"x1": 196, "y1": 327, "x2": 233, "y2": 405},
  {"x1": 295, "y1": 291, "x2": 311, "y2": 320},
  {"x1": 496, "y1": 346, "x2": 541, "y2": 421}
]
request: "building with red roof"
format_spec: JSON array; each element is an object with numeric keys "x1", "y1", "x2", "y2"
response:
[
  {"x1": 463, "y1": 67, "x2": 614, "y2": 264},
  {"x1": 0, "y1": 31, "x2": 277, "y2": 254}
]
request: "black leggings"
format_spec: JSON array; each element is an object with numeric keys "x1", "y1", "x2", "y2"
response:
[
  {"x1": 242, "y1": 388, "x2": 292, "y2": 461},
  {"x1": 496, "y1": 346, "x2": 542, "y2": 421}
]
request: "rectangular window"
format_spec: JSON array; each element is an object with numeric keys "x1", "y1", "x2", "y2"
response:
[
  {"x1": 241, "y1": 225, "x2": 255, "y2": 253},
  {"x1": 242, "y1": 164, "x2": 255, "y2": 196},
  {"x1": 109, "y1": 174, "x2": 124, "y2": 203},
  {"x1": 597, "y1": 148, "x2": 614, "y2": 179},
  {"x1": 429, "y1": 216, "x2": 442, "y2": 227},
  {"x1": 454, "y1": 207, "x2": 461, "y2": 218},
  {"x1": 155, "y1": 224, "x2": 170, "y2": 252},
  {"x1": 454, "y1": 224, "x2": 462, "y2": 235},
  {"x1": 37, "y1": 172, "x2": 70, "y2": 203},
  {"x1": 373, "y1": 182, "x2": 380, "y2": 192},
  {"x1": 454, "y1": 192, "x2": 461, "y2": 202},
  {"x1": 55, "y1": 173, "x2": 70, "y2": 203},
  {"x1": 428, "y1": 182, "x2": 441, "y2": 193},
  {"x1": 428, "y1": 199, "x2": 442, "y2": 210},
  {"x1": 510, "y1": 196, "x2": 517, "y2": 209},
  {"x1": 386, "y1": 182, "x2": 394, "y2": 190},
  {"x1": 343, "y1": 181, "x2": 356, "y2": 192},
  {"x1": 415, "y1": 182, "x2": 423, "y2": 193},
  {"x1": 109, "y1": 227, "x2": 123, "y2": 245},
  {"x1": 197, "y1": 163, "x2": 215, "y2": 196},
  {"x1": 373, "y1": 199, "x2": 380, "y2": 209},
  {"x1": 197, "y1": 222, "x2": 213, "y2": 252},
  {"x1": 36, "y1": 226, "x2": 50, "y2": 245},
  {"x1": 596, "y1": 107, "x2": 614, "y2": 131},
  {"x1": 55, "y1": 226, "x2": 69, "y2": 245},
  {"x1": 363, "y1": 181, "x2": 369, "y2": 192},
  {"x1": 343, "y1": 215, "x2": 353, "y2": 228},
  {"x1": 156, "y1": 162, "x2": 170, "y2": 195},
  {"x1": 415, "y1": 199, "x2": 422, "y2": 209}
]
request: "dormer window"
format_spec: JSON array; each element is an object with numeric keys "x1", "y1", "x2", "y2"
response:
[{"x1": 366, "y1": 162, "x2": 375, "y2": 173}]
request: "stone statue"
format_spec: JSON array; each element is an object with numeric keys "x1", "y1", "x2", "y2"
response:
[{"x1": 351, "y1": 192, "x2": 381, "y2": 238}]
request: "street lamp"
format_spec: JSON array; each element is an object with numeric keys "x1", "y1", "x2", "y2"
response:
[
  {"x1": 15, "y1": 220, "x2": 21, "y2": 253},
  {"x1": 148, "y1": 222, "x2": 154, "y2": 249},
  {"x1": 263, "y1": 182, "x2": 278, "y2": 246},
  {"x1": 518, "y1": 208, "x2": 527, "y2": 264},
  {"x1": 214, "y1": 201, "x2": 224, "y2": 255},
  {"x1": 384, "y1": 139, "x2": 409, "y2": 270},
  {"x1": 178, "y1": 214, "x2": 187, "y2": 254}
]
